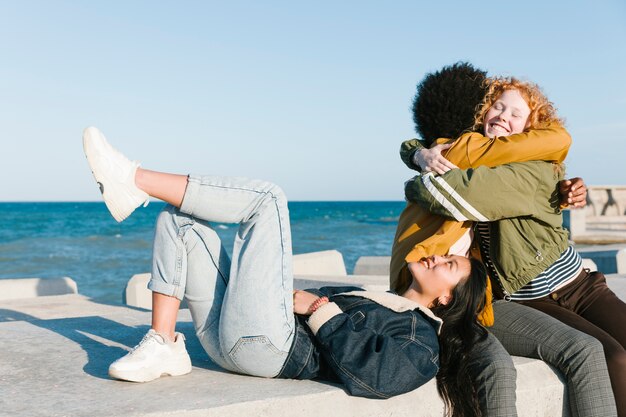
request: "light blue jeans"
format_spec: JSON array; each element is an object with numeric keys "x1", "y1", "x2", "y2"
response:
[{"x1": 147, "y1": 175, "x2": 295, "y2": 377}]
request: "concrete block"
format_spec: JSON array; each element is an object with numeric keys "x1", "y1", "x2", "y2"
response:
[
  {"x1": 293, "y1": 250, "x2": 347, "y2": 276},
  {"x1": 581, "y1": 258, "x2": 597, "y2": 271},
  {"x1": 513, "y1": 357, "x2": 569, "y2": 417},
  {"x1": 353, "y1": 256, "x2": 391, "y2": 275},
  {"x1": 607, "y1": 275, "x2": 626, "y2": 301},
  {"x1": 0, "y1": 277, "x2": 77, "y2": 300},
  {"x1": 125, "y1": 273, "x2": 188, "y2": 310},
  {"x1": 562, "y1": 208, "x2": 586, "y2": 238},
  {"x1": 124, "y1": 273, "x2": 152, "y2": 309},
  {"x1": 577, "y1": 244, "x2": 626, "y2": 274},
  {"x1": 294, "y1": 274, "x2": 389, "y2": 292}
]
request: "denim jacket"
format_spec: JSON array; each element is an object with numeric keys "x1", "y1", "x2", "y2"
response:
[{"x1": 277, "y1": 286, "x2": 441, "y2": 399}]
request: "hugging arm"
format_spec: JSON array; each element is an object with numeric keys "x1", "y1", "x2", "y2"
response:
[
  {"x1": 307, "y1": 304, "x2": 438, "y2": 399},
  {"x1": 404, "y1": 161, "x2": 557, "y2": 222},
  {"x1": 400, "y1": 123, "x2": 572, "y2": 172},
  {"x1": 400, "y1": 139, "x2": 428, "y2": 170},
  {"x1": 560, "y1": 177, "x2": 588, "y2": 208},
  {"x1": 400, "y1": 139, "x2": 457, "y2": 175}
]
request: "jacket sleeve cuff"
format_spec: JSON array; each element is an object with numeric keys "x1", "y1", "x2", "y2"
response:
[
  {"x1": 307, "y1": 302, "x2": 342, "y2": 336},
  {"x1": 411, "y1": 149, "x2": 422, "y2": 169}
]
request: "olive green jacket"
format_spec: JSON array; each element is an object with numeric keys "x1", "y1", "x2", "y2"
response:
[
  {"x1": 404, "y1": 160, "x2": 569, "y2": 296},
  {"x1": 391, "y1": 125, "x2": 571, "y2": 298}
]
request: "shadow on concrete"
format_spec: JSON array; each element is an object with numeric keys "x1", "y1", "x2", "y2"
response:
[{"x1": 0, "y1": 306, "x2": 223, "y2": 380}]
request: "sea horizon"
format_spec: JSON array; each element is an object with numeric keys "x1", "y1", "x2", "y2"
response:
[{"x1": 0, "y1": 201, "x2": 406, "y2": 304}]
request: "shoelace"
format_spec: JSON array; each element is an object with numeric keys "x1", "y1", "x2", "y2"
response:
[{"x1": 130, "y1": 332, "x2": 164, "y2": 354}]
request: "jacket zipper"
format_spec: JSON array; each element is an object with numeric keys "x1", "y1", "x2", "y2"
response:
[{"x1": 476, "y1": 223, "x2": 512, "y2": 301}]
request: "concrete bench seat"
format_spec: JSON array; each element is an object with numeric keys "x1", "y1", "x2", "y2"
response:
[
  {"x1": 3, "y1": 249, "x2": 625, "y2": 416},
  {"x1": 0, "y1": 293, "x2": 569, "y2": 417},
  {"x1": 0, "y1": 277, "x2": 77, "y2": 300}
]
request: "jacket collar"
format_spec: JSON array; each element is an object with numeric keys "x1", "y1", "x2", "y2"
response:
[{"x1": 337, "y1": 290, "x2": 442, "y2": 333}]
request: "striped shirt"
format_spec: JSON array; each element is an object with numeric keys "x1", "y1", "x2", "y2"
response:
[
  {"x1": 475, "y1": 222, "x2": 582, "y2": 300},
  {"x1": 475, "y1": 223, "x2": 503, "y2": 294}
]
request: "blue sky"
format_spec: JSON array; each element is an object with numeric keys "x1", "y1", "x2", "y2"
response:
[{"x1": 1, "y1": 1, "x2": 625, "y2": 201}]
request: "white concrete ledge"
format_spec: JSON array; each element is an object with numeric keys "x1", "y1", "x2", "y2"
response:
[
  {"x1": 0, "y1": 277, "x2": 77, "y2": 300},
  {"x1": 4, "y1": 251, "x2": 624, "y2": 416},
  {"x1": 294, "y1": 274, "x2": 389, "y2": 292},
  {"x1": 292, "y1": 250, "x2": 347, "y2": 276},
  {"x1": 354, "y1": 256, "x2": 390, "y2": 275},
  {"x1": 577, "y1": 244, "x2": 626, "y2": 274},
  {"x1": 124, "y1": 273, "x2": 152, "y2": 309},
  {"x1": 581, "y1": 258, "x2": 597, "y2": 271},
  {"x1": 563, "y1": 208, "x2": 587, "y2": 237},
  {"x1": 0, "y1": 294, "x2": 576, "y2": 417},
  {"x1": 607, "y1": 274, "x2": 626, "y2": 298},
  {"x1": 116, "y1": 251, "x2": 624, "y2": 416}
]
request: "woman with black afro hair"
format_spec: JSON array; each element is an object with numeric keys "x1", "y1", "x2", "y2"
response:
[
  {"x1": 412, "y1": 62, "x2": 488, "y2": 149},
  {"x1": 392, "y1": 62, "x2": 620, "y2": 417}
]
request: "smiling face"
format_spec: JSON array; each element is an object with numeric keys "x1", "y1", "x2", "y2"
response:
[
  {"x1": 407, "y1": 255, "x2": 471, "y2": 306},
  {"x1": 483, "y1": 89, "x2": 531, "y2": 138}
]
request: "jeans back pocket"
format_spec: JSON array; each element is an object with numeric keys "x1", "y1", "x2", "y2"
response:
[{"x1": 228, "y1": 335, "x2": 288, "y2": 378}]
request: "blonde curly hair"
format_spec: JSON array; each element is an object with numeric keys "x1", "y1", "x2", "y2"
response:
[{"x1": 472, "y1": 76, "x2": 563, "y2": 132}]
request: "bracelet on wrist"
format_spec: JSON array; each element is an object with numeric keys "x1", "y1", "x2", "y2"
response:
[{"x1": 310, "y1": 296, "x2": 329, "y2": 313}]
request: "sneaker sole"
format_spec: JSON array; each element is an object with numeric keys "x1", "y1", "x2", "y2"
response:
[{"x1": 108, "y1": 355, "x2": 192, "y2": 383}]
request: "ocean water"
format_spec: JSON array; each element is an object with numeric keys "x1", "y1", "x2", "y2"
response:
[{"x1": 0, "y1": 201, "x2": 405, "y2": 304}]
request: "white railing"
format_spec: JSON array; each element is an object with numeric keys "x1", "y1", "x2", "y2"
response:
[
  {"x1": 565, "y1": 186, "x2": 626, "y2": 239},
  {"x1": 586, "y1": 186, "x2": 626, "y2": 217}
]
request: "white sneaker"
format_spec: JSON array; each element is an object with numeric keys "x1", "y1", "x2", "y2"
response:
[
  {"x1": 82, "y1": 126, "x2": 149, "y2": 222},
  {"x1": 109, "y1": 329, "x2": 192, "y2": 382}
]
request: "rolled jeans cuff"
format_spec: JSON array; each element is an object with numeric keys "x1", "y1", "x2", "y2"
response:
[
  {"x1": 148, "y1": 277, "x2": 185, "y2": 301},
  {"x1": 180, "y1": 174, "x2": 201, "y2": 216}
]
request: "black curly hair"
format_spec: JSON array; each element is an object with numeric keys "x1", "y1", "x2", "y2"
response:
[{"x1": 412, "y1": 62, "x2": 488, "y2": 147}]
